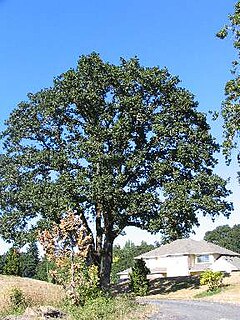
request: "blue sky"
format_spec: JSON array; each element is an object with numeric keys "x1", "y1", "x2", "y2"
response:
[{"x1": 0, "y1": 0, "x2": 239, "y2": 252}]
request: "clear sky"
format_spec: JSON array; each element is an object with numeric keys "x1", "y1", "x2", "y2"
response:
[{"x1": 0, "y1": 0, "x2": 239, "y2": 252}]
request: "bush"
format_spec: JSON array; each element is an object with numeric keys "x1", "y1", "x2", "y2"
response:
[
  {"x1": 129, "y1": 259, "x2": 150, "y2": 296},
  {"x1": 64, "y1": 294, "x2": 140, "y2": 320},
  {"x1": 73, "y1": 263, "x2": 101, "y2": 306},
  {"x1": 200, "y1": 270, "x2": 224, "y2": 291},
  {"x1": 9, "y1": 287, "x2": 28, "y2": 313}
]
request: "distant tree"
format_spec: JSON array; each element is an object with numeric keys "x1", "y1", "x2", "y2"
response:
[
  {"x1": 3, "y1": 247, "x2": 21, "y2": 276},
  {"x1": 0, "y1": 53, "x2": 233, "y2": 288},
  {"x1": 204, "y1": 224, "x2": 240, "y2": 253},
  {"x1": 217, "y1": 1, "x2": 240, "y2": 172},
  {"x1": 35, "y1": 256, "x2": 55, "y2": 282},
  {"x1": 111, "y1": 240, "x2": 155, "y2": 283},
  {"x1": 0, "y1": 254, "x2": 6, "y2": 274},
  {"x1": 21, "y1": 242, "x2": 40, "y2": 278}
]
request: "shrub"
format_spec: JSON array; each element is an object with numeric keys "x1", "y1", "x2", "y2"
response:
[
  {"x1": 9, "y1": 287, "x2": 28, "y2": 313},
  {"x1": 129, "y1": 258, "x2": 150, "y2": 296},
  {"x1": 64, "y1": 294, "x2": 141, "y2": 320},
  {"x1": 200, "y1": 270, "x2": 224, "y2": 291}
]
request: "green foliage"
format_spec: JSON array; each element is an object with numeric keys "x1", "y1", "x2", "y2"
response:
[
  {"x1": 64, "y1": 294, "x2": 140, "y2": 320},
  {"x1": 111, "y1": 240, "x2": 155, "y2": 283},
  {"x1": 9, "y1": 287, "x2": 27, "y2": 313},
  {"x1": 217, "y1": 1, "x2": 240, "y2": 164},
  {"x1": 34, "y1": 256, "x2": 55, "y2": 282},
  {"x1": 0, "y1": 243, "x2": 39, "y2": 279},
  {"x1": 0, "y1": 53, "x2": 233, "y2": 288},
  {"x1": 194, "y1": 287, "x2": 222, "y2": 298},
  {"x1": 204, "y1": 224, "x2": 240, "y2": 253},
  {"x1": 74, "y1": 264, "x2": 101, "y2": 306},
  {"x1": 200, "y1": 270, "x2": 224, "y2": 292},
  {"x1": 58, "y1": 259, "x2": 101, "y2": 306},
  {"x1": 0, "y1": 254, "x2": 6, "y2": 274},
  {"x1": 21, "y1": 241, "x2": 40, "y2": 278},
  {"x1": 129, "y1": 258, "x2": 150, "y2": 296},
  {"x1": 3, "y1": 247, "x2": 21, "y2": 276}
]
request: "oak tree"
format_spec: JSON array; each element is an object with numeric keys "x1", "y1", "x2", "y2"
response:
[
  {"x1": 0, "y1": 53, "x2": 232, "y2": 288},
  {"x1": 204, "y1": 224, "x2": 240, "y2": 253},
  {"x1": 217, "y1": 1, "x2": 240, "y2": 170}
]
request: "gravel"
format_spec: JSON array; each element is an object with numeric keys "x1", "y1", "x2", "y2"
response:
[{"x1": 143, "y1": 299, "x2": 240, "y2": 320}]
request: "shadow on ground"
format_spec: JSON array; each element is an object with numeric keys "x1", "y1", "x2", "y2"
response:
[
  {"x1": 111, "y1": 275, "x2": 200, "y2": 296},
  {"x1": 148, "y1": 275, "x2": 200, "y2": 295}
]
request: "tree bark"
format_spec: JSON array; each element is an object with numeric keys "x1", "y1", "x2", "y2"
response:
[
  {"x1": 95, "y1": 203, "x2": 103, "y2": 264},
  {"x1": 100, "y1": 233, "x2": 114, "y2": 289}
]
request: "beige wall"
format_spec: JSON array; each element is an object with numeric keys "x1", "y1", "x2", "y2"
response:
[
  {"x1": 119, "y1": 253, "x2": 224, "y2": 280},
  {"x1": 211, "y1": 258, "x2": 235, "y2": 273},
  {"x1": 145, "y1": 255, "x2": 190, "y2": 276},
  {"x1": 166, "y1": 255, "x2": 189, "y2": 277}
]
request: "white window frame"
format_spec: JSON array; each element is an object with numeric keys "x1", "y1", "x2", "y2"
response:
[{"x1": 196, "y1": 254, "x2": 210, "y2": 264}]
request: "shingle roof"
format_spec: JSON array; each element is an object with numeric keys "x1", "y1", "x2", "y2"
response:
[
  {"x1": 136, "y1": 238, "x2": 240, "y2": 259},
  {"x1": 219, "y1": 256, "x2": 240, "y2": 270}
]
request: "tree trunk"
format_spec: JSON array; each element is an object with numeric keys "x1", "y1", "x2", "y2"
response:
[
  {"x1": 95, "y1": 203, "x2": 103, "y2": 265},
  {"x1": 100, "y1": 234, "x2": 114, "y2": 289}
]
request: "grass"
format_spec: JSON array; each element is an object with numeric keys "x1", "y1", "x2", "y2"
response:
[
  {"x1": 2, "y1": 272, "x2": 239, "y2": 319},
  {"x1": 194, "y1": 288, "x2": 222, "y2": 298},
  {"x1": 64, "y1": 294, "x2": 155, "y2": 320},
  {"x1": 0, "y1": 274, "x2": 65, "y2": 316},
  {"x1": 0, "y1": 275, "x2": 154, "y2": 320}
]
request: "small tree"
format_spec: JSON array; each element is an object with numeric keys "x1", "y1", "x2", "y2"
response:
[
  {"x1": 200, "y1": 270, "x2": 224, "y2": 292},
  {"x1": 129, "y1": 258, "x2": 150, "y2": 296},
  {"x1": 3, "y1": 247, "x2": 21, "y2": 276},
  {"x1": 111, "y1": 241, "x2": 155, "y2": 283},
  {"x1": 39, "y1": 210, "x2": 99, "y2": 305}
]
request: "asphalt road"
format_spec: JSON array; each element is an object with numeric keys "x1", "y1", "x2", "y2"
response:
[{"x1": 145, "y1": 300, "x2": 240, "y2": 320}]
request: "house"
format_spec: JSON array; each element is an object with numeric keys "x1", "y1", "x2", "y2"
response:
[{"x1": 118, "y1": 238, "x2": 240, "y2": 280}]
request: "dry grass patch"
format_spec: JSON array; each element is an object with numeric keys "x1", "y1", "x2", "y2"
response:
[
  {"x1": 0, "y1": 275, "x2": 65, "y2": 312},
  {"x1": 138, "y1": 272, "x2": 240, "y2": 305},
  {"x1": 0, "y1": 276, "x2": 153, "y2": 320},
  {"x1": 201, "y1": 272, "x2": 240, "y2": 304}
]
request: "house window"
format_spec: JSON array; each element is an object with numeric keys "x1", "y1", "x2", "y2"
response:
[{"x1": 196, "y1": 255, "x2": 210, "y2": 263}]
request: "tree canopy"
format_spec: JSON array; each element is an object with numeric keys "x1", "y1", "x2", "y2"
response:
[
  {"x1": 217, "y1": 1, "x2": 240, "y2": 167},
  {"x1": 204, "y1": 224, "x2": 240, "y2": 253},
  {"x1": 0, "y1": 53, "x2": 232, "y2": 287}
]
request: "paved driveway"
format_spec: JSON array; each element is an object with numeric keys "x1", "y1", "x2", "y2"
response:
[{"x1": 145, "y1": 300, "x2": 240, "y2": 320}]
